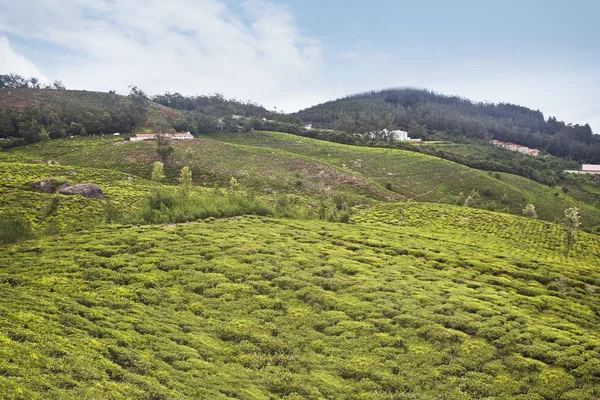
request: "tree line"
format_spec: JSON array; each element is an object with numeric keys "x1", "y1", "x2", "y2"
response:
[
  {"x1": 1, "y1": 73, "x2": 66, "y2": 90},
  {"x1": 293, "y1": 88, "x2": 600, "y2": 163}
]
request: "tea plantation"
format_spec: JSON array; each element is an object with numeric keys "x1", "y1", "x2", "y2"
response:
[
  {"x1": 0, "y1": 202, "x2": 599, "y2": 399},
  {"x1": 209, "y1": 131, "x2": 600, "y2": 230},
  {"x1": 1, "y1": 134, "x2": 600, "y2": 399}
]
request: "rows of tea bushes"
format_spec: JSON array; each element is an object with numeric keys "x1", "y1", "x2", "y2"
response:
[
  {"x1": 209, "y1": 131, "x2": 600, "y2": 229},
  {"x1": 0, "y1": 161, "x2": 159, "y2": 241},
  {"x1": 0, "y1": 215, "x2": 599, "y2": 399}
]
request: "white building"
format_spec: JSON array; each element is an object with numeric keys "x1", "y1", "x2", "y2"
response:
[
  {"x1": 304, "y1": 124, "x2": 313, "y2": 130},
  {"x1": 129, "y1": 132, "x2": 194, "y2": 142},
  {"x1": 390, "y1": 130, "x2": 409, "y2": 141},
  {"x1": 582, "y1": 164, "x2": 600, "y2": 173},
  {"x1": 564, "y1": 164, "x2": 600, "y2": 175},
  {"x1": 366, "y1": 129, "x2": 412, "y2": 141}
]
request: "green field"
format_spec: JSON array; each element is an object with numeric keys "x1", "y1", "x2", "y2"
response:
[
  {"x1": 4, "y1": 133, "x2": 599, "y2": 231},
  {"x1": 209, "y1": 131, "x2": 600, "y2": 229},
  {"x1": 1, "y1": 203, "x2": 599, "y2": 399},
  {"x1": 1, "y1": 130, "x2": 599, "y2": 399}
]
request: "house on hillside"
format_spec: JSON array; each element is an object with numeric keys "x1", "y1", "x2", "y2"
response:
[
  {"x1": 304, "y1": 124, "x2": 313, "y2": 130},
  {"x1": 565, "y1": 164, "x2": 600, "y2": 175},
  {"x1": 170, "y1": 132, "x2": 194, "y2": 140},
  {"x1": 129, "y1": 132, "x2": 194, "y2": 142},
  {"x1": 390, "y1": 130, "x2": 409, "y2": 141},
  {"x1": 366, "y1": 129, "x2": 415, "y2": 142},
  {"x1": 129, "y1": 133, "x2": 156, "y2": 142}
]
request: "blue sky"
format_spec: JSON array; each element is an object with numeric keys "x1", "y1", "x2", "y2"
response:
[{"x1": 1, "y1": 0, "x2": 598, "y2": 131}]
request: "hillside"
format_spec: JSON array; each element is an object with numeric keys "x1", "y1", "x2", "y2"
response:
[
  {"x1": 293, "y1": 88, "x2": 600, "y2": 163},
  {"x1": 1, "y1": 202, "x2": 599, "y2": 399},
  {"x1": 4, "y1": 133, "x2": 599, "y2": 231},
  {"x1": 209, "y1": 131, "x2": 600, "y2": 231},
  {"x1": 0, "y1": 88, "x2": 180, "y2": 143}
]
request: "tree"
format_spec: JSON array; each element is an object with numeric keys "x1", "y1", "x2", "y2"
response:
[
  {"x1": 19, "y1": 118, "x2": 41, "y2": 143},
  {"x1": 156, "y1": 134, "x2": 174, "y2": 163},
  {"x1": 39, "y1": 127, "x2": 50, "y2": 142},
  {"x1": 128, "y1": 85, "x2": 149, "y2": 126},
  {"x1": 563, "y1": 207, "x2": 581, "y2": 258},
  {"x1": 151, "y1": 162, "x2": 165, "y2": 182},
  {"x1": 178, "y1": 166, "x2": 193, "y2": 196},
  {"x1": 229, "y1": 177, "x2": 241, "y2": 191},
  {"x1": 52, "y1": 80, "x2": 67, "y2": 90},
  {"x1": 522, "y1": 204, "x2": 537, "y2": 219},
  {"x1": 48, "y1": 121, "x2": 67, "y2": 139}
]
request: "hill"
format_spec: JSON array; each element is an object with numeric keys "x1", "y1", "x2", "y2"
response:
[
  {"x1": 1, "y1": 86, "x2": 599, "y2": 399},
  {"x1": 208, "y1": 131, "x2": 600, "y2": 231},
  {"x1": 0, "y1": 88, "x2": 180, "y2": 144},
  {"x1": 4, "y1": 133, "x2": 599, "y2": 231},
  {"x1": 293, "y1": 88, "x2": 600, "y2": 163},
  {"x1": 1, "y1": 202, "x2": 599, "y2": 399}
]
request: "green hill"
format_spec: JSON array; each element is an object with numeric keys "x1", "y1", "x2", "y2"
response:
[
  {"x1": 209, "y1": 131, "x2": 600, "y2": 230},
  {"x1": 1, "y1": 202, "x2": 599, "y2": 399},
  {"x1": 292, "y1": 88, "x2": 600, "y2": 163},
  {"x1": 0, "y1": 88, "x2": 180, "y2": 144},
  {"x1": 1, "y1": 116, "x2": 599, "y2": 399},
  {"x1": 4, "y1": 133, "x2": 599, "y2": 230}
]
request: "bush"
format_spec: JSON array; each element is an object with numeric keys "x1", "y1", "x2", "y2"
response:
[
  {"x1": 0, "y1": 213, "x2": 33, "y2": 244},
  {"x1": 132, "y1": 189, "x2": 273, "y2": 224}
]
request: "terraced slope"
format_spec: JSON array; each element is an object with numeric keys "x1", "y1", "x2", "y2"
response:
[
  {"x1": 2, "y1": 137, "x2": 400, "y2": 202},
  {"x1": 0, "y1": 204, "x2": 599, "y2": 399},
  {"x1": 0, "y1": 161, "x2": 159, "y2": 234},
  {"x1": 3, "y1": 133, "x2": 600, "y2": 229},
  {"x1": 210, "y1": 131, "x2": 600, "y2": 228}
]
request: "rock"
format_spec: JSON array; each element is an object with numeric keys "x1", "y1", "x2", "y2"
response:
[
  {"x1": 46, "y1": 160, "x2": 60, "y2": 165},
  {"x1": 58, "y1": 183, "x2": 105, "y2": 199},
  {"x1": 127, "y1": 177, "x2": 134, "y2": 182},
  {"x1": 67, "y1": 171, "x2": 77, "y2": 175},
  {"x1": 263, "y1": 188, "x2": 274, "y2": 194},
  {"x1": 31, "y1": 180, "x2": 55, "y2": 194}
]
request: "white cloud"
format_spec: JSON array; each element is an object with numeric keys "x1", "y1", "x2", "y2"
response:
[
  {"x1": 0, "y1": 35, "x2": 50, "y2": 82},
  {"x1": 0, "y1": 0, "x2": 332, "y2": 111}
]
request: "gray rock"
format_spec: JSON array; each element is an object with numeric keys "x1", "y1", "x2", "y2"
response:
[
  {"x1": 31, "y1": 180, "x2": 55, "y2": 194},
  {"x1": 263, "y1": 188, "x2": 274, "y2": 194},
  {"x1": 58, "y1": 183, "x2": 105, "y2": 199}
]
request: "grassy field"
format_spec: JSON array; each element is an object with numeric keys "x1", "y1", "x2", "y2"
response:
[
  {"x1": 0, "y1": 203, "x2": 599, "y2": 399},
  {"x1": 1, "y1": 136, "x2": 400, "y2": 202}
]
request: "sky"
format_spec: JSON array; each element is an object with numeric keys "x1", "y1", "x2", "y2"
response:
[{"x1": 0, "y1": 0, "x2": 598, "y2": 131}]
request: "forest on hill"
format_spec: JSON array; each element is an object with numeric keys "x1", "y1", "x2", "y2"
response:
[
  {"x1": 2, "y1": 74, "x2": 599, "y2": 187},
  {"x1": 294, "y1": 89, "x2": 600, "y2": 163}
]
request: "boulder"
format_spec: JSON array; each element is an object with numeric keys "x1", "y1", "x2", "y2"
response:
[
  {"x1": 31, "y1": 180, "x2": 55, "y2": 194},
  {"x1": 58, "y1": 183, "x2": 105, "y2": 199}
]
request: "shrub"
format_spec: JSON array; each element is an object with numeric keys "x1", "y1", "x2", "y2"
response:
[
  {"x1": 0, "y1": 213, "x2": 33, "y2": 244},
  {"x1": 132, "y1": 189, "x2": 273, "y2": 224},
  {"x1": 522, "y1": 204, "x2": 537, "y2": 219}
]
